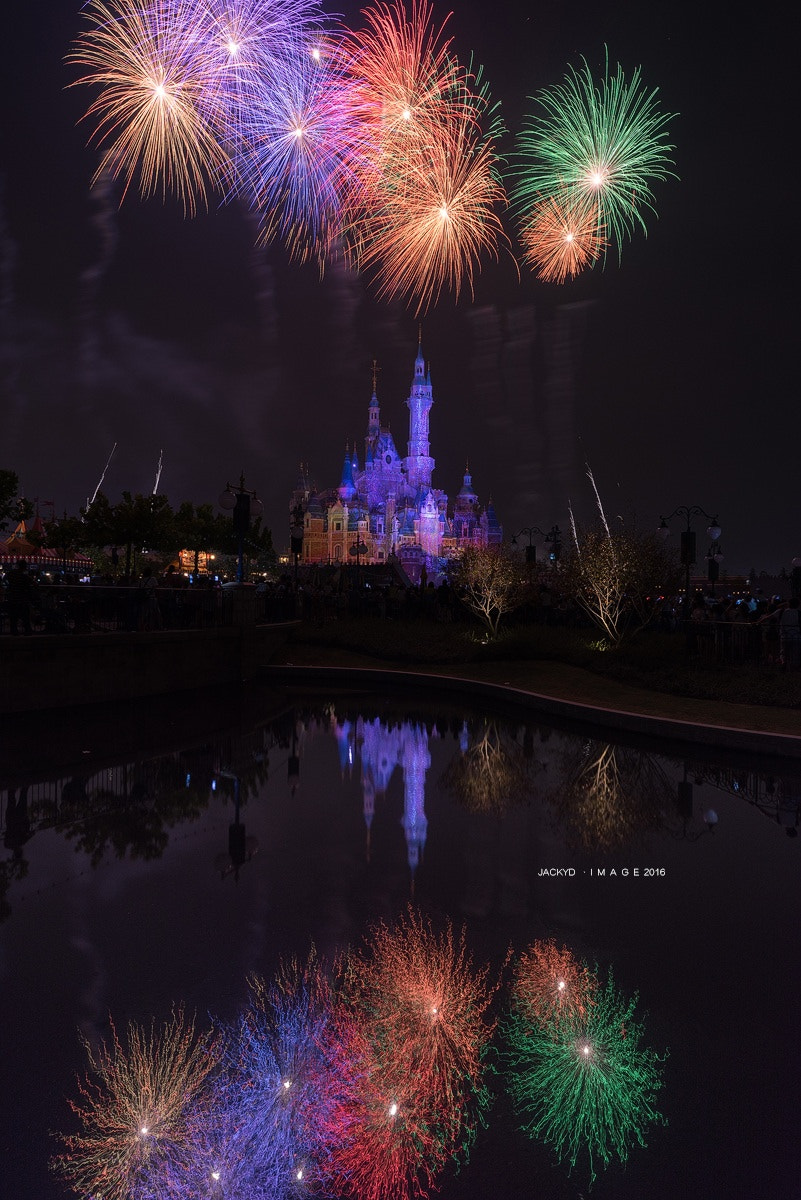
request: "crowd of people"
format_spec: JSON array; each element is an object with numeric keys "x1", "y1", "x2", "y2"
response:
[{"x1": 2, "y1": 557, "x2": 800, "y2": 669}]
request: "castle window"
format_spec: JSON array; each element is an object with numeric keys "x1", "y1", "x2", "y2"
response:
[{"x1": 334, "y1": 521, "x2": 341, "y2": 531}]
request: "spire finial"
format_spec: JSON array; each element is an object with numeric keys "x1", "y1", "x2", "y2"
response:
[{"x1": 371, "y1": 358, "x2": 379, "y2": 394}]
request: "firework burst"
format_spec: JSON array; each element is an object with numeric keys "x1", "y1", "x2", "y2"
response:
[
  {"x1": 343, "y1": 908, "x2": 501, "y2": 1162},
  {"x1": 505, "y1": 969, "x2": 667, "y2": 1182},
  {"x1": 234, "y1": 32, "x2": 366, "y2": 264},
  {"x1": 68, "y1": 0, "x2": 233, "y2": 214},
  {"x1": 510, "y1": 939, "x2": 596, "y2": 1032},
  {"x1": 512, "y1": 50, "x2": 676, "y2": 265},
  {"x1": 356, "y1": 105, "x2": 508, "y2": 313},
  {"x1": 519, "y1": 192, "x2": 605, "y2": 282},
  {"x1": 51, "y1": 1006, "x2": 219, "y2": 1200}
]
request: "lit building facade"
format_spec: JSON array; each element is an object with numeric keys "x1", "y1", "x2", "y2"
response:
[{"x1": 290, "y1": 340, "x2": 502, "y2": 581}]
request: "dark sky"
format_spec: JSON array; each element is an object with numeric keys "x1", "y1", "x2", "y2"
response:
[{"x1": 2, "y1": 0, "x2": 795, "y2": 574}]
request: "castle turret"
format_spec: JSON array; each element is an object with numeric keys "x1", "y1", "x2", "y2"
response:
[{"x1": 338, "y1": 444, "x2": 356, "y2": 502}]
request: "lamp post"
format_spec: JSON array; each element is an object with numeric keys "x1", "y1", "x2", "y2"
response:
[
  {"x1": 219, "y1": 474, "x2": 263, "y2": 584},
  {"x1": 290, "y1": 503, "x2": 304, "y2": 590},
  {"x1": 706, "y1": 543, "x2": 724, "y2": 595},
  {"x1": 511, "y1": 524, "x2": 562, "y2": 565},
  {"x1": 657, "y1": 506, "x2": 721, "y2": 607}
]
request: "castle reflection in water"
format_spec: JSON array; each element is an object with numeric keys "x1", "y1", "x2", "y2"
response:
[{"x1": 3, "y1": 696, "x2": 799, "y2": 918}]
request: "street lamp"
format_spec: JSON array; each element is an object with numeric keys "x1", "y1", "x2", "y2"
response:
[
  {"x1": 511, "y1": 524, "x2": 562, "y2": 565},
  {"x1": 290, "y1": 503, "x2": 304, "y2": 590},
  {"x1": 219, "y1": 474, "x2": 263, "y2": 584},
  {"x1": 657, "y1": 506, "x2": 721, "y2": 605}
]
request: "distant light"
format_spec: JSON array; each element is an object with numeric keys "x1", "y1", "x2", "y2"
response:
[
  {"x1": 185, "y1": 773, "x2": 191, "y2": 787},
  {"x1": 283, "y1": 1079, "x2": 292, "y2": 1090},
  {"x1": 564, "y1": 232, "x2": 574, "y2": 243},
  {"x1": 401, "y1": 107, "x2": 411, "y2": 120},
  {"x1": 296, "y1": 1167, "x2": 304, "y2": 1180},
  {"x1": 212, "y1": 1170, "x2": 221, "y2": 1181},
  {"x1": 211, "y1": 779, "x2": 217, "y2": 791},
  {"x1": 557, "y1": 980, "x2": 566, "y2": 991},
  {"x1": 388, "y1": 1101, "x2": 398, "y2": 1117},
  {"x1": 140, "y1": 1125, "x2": 149, "y2": 1136},
  {"x1": 226, "y1": 39, "x2": 239, "y2": 55},
  {"x1": 439, "y1": 206, "x2": 450, "y2": 220},
  {"x1": 311, "y1": 46, "x2": 321, "y2": 60}
]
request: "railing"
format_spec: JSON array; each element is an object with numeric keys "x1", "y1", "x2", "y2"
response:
[{"x1": 686, "y1": 619, "x2": 779, "y2": 665}]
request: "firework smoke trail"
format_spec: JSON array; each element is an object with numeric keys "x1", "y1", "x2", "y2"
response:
[
  {"x1": 78, "y1": 166, "x2": 119, "y2": 380},
  {"x1": 505, "y1": 968, "x2": 667, "y2": 1183},
  {"x1": 153, "y1": 448, "x2": 163, "y2": 493},
  {"x1": 512, "y1": 49, "x2": 676, "y2": 265},
  {"x1": 510, "y1": 940, "x2": 597, "y2": 1033},
  {"x1": 51, "y1": 1007, "x2": 219, "y2": 1200},
  {"x1": 519, "y1": 192, "x2": 605, "y2": 283},
  {"x1": 68, "y1": 0, "x2": 233, "y2": 215},
  {"x1": 88, "y1": 441, "x2": 117, "y2": 507}
]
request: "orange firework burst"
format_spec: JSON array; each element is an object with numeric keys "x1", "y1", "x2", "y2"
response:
[
  {"x1": 519, "y1": 192, "x2": 605, "y2": 283},
  {"x1": 68, "y1": 0, "x2": 232, "y2": 214},
  {"x1": 52, "y1": 1006, "x2": 218, "y2": 1200},
  {"x1": 511, "y1": 939, "x2": 596, "y2": 1034},
  {"x1": 357, "y1": 111, "x2": 507, "y2": 313}
]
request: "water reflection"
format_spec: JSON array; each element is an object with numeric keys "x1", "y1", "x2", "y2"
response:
[
  {"x1": 546, "y1": 741, "x2": 675, "y2": 851},
  {"x1": 1, "y1": 689, "x2": 799, "y2": 1199},
  {"x1": 2, "y1": 699, "x2": 799, "y2": 922}
]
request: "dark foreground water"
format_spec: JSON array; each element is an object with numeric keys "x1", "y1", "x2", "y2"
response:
[{"x1": 2, "y1": 683, "x2": 799, "y2": 1199}]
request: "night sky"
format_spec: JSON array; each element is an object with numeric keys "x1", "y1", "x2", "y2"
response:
[{"x1": 2, "y1": 0, "x2": 794, "y2": 574}]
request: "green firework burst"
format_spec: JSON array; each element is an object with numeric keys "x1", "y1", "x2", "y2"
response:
[
  {"x1": 512, "y1": 50, "x2": 677, "y2": 262},
  {"x1": 504, "y1": 969, "x2": 667, "y2": 1182}
]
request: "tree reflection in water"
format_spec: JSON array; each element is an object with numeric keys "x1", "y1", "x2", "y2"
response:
[
  {"x1": 546, "y1": 741, "x2": 674, "y2": 851},
  {"x1": 439, "y1": 718, "x2": 542, "y2": 815}
]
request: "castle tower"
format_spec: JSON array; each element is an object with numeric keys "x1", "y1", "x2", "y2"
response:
[
  {"x1": 368, "y1": 360, "x2": 380, "y2": 440},
  {"x1": 338, "y1": 443, "x2": 356, "y2": 503},
  {"x1": 404, "y1": 338, "x2": 434, "y2": 492}
]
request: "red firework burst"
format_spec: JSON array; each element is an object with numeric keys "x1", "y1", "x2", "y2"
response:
[{"x1": 511, "y1": 939, "x2": 597, "y2": 1034}]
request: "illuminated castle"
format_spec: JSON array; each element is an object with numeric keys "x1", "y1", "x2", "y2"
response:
[{"x1": 290, "y1": 339, "x2": 502, "y2": 581}]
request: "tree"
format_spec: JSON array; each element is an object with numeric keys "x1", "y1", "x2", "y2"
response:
[
  {"x1": 0, "y1": 469, "x2": 33, "y2": 533},
  {"x1": 563, "y1": 526, "x2": 679, "y2": 647},
  {"x1": 564, "y1": 470, "x2": 681, "y2": 647},
  {"x1": 455, "y1": 545, "x2": 530, "y2": 639},
  {"x1": 82, "y1": 491, "x2": 176, "y2": 578}
]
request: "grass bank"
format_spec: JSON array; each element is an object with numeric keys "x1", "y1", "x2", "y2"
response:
[{"x1": 283, "y1": 617, "x2": 801, "y2": 711}]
